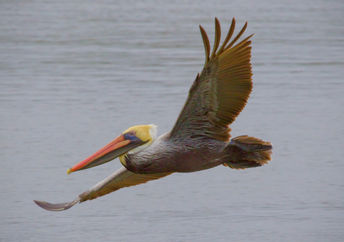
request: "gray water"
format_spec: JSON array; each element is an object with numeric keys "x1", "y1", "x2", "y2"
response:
[{"x1": 1, "y1": 0, "x2": 344, "y2": 241}]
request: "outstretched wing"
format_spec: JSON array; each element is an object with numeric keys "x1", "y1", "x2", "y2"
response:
[
  {"x1": 170, "y1": 18, "x2": 253, "y2": 142},
  {"x1": 34, "y1": 167, "x2": 172, "y2": 211}
]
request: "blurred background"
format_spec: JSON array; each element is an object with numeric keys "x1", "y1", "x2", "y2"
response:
[{"x1": 1, "y1": 0, "x2": 343, "y2": 241}]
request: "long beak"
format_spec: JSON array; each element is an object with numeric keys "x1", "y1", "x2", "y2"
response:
[{"x1": 67, "y1": 134, "x2": 142, "y2": 174}]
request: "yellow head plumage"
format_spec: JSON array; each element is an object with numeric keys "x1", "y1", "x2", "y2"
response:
[
  {"x1": 123, "y1": 124, "x2": 157, "y2": 144},
  {"x1": 119, "y1": 124, "x2": 157, "y2": 167}
]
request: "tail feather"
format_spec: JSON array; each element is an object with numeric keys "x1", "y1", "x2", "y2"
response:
[{"x1": 223, "y1": 135, "x2": 272, "y2": 169}]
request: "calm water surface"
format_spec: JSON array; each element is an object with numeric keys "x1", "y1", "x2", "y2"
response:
[{"x1": 1, "y1": 0, "x2": 343, "y2": 241}]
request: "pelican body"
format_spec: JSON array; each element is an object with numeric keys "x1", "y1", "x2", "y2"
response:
[
  {"x1": 123, "y1": 132, "x2": 226, "y2": 173},
  {"x1": 35, "y1": 18, "x2": 272, "y2": 211}
]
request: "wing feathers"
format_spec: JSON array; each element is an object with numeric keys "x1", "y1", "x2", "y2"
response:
[
  {"x1": 217, "y1": 18, "x2": 235, "y2": 55},
  {"x1": 211, "y1": 17, "x2": 221, "y2": 59},
  {"x1": 199, "y1": 25, "x2": 210, "y2": 65},
  {"x1": 171, "y1": 18, "x2": 253, "y2": 141},
  {"x1": 34, "y1": 167, "x2": 172, "y2": 211},
  {"x1": 225, "y1": 22, "x2": 248, "y2": 50},
  {"x1": 79, "y1": 167, "x2": 172, "y2": 202},
  {"x1": 34, "y1": 199, "x2": 79, "y2": 211}
]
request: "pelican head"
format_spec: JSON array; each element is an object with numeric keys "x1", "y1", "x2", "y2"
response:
[{"x1": 67, "y1": 124, "x2": 157, "y2": 174}]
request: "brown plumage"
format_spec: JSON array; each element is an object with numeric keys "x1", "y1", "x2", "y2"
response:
[
  {"x1": 170, "y1": 17, "x2": 253, "y2": 141},
  {"x1": 223, "y1": 136, "x2": 272, "y2": 169},
  {"x1": 34, "y1": 18, "x2": 272, "y2": 212}
]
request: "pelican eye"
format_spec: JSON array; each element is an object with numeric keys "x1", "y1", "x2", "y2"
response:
[{"x1": 124, "y1": 132, "x2": 140, "y2": 142}]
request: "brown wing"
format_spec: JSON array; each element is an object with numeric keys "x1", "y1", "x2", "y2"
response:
[
  {"x1": 170, "y1": 18, "x2": 253, "y2": 141},
  {"x1": 34, "y1": 167, "x2": 172, "y2": 211}
]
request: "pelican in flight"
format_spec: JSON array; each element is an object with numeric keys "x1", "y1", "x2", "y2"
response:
[{"x1": 34, "y1": 18, "x2": 272, "y2": 211}]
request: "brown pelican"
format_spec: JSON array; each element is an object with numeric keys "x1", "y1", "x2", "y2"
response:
[{"x1": 34, "y1": 18, "x2": 272, "y2": 211}]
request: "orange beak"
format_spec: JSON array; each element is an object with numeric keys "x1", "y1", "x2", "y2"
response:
[{"x1": 67, "y1": 133, "x2": 143, "y2": 174}]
